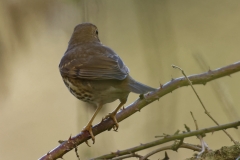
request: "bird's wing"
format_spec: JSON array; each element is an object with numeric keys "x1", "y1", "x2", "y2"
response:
[{"x1": 59, "y1": 45, "x2": 129, "y2": 80}]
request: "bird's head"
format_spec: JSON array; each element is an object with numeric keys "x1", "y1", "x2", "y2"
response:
[{"x1": 69, "y1": 23, "x2": 100, "y2": 45}]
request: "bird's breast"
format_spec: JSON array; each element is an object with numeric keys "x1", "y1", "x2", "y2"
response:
[
  {"x1": 62, "y1": 77, "x2": 94, "y2": 103},
  {"x1": 62, "y1": 77, "x2": 129, "y2": 105}
]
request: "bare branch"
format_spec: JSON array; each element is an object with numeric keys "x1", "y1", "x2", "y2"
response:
[
  {"x1": 173, "y1": 65, "x2": 237, "y2": 144},
  {"x1": 39, "y1": 61, "x2": 240, "y2": 160},
  {"x1": 92, "y1": 121, "x2": 240, "y2": 159},
  {"x1": 140, "y1": 142, "x2": 201, "y2": 160},
  {"x1": 111, "y1": 153, "x2": 144, "y2": 160}
]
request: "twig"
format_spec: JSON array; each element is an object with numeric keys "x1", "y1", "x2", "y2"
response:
[
  {"x1": 111, "y1": 153, "x2": 144, "y2": 160},
  {"x1": 39, "y1": 61, "x2": 240, "y2": 160},
  {"x1": 140, "y1": 142, "x2": 202, "y2": 160},
  {"x1": 91, "y1": 121, "x2": 240, "y2": 159},
  {"x1": 190, "y1": 112, "x2": 210, "y2": 158},
  {"x1": 194, "y1": 54, "x2": 240, "y2": 127},
  {"x1": 190, "y1": 111, "x2": 199, "y2": 130},
  {"x1": 172, "y1": 65, "x2": 237, "y2": 144}
]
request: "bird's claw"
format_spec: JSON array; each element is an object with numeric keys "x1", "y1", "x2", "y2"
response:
[
  {"x1": 82, "y1": 125, "x2": 95, "y2": 146},
  {"x1": 103, "y1": 112, "x2": 119, "y2": 131}
]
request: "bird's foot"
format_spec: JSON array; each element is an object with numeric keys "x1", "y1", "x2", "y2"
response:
[
  {"x1": 82, "y1": 124, "x2": 95, "y2": 146},
  {"x1": 103, "y1": 112, "x2": 119, "y2": 131}
]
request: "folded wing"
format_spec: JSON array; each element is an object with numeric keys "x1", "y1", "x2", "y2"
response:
[{"x1": 59, "y1": 45, "x2": 129, "y2": 80}]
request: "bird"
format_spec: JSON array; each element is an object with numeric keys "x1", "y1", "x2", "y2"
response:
[{"x1": 59, "y1": 23, "x2": 156, "y2": 144}]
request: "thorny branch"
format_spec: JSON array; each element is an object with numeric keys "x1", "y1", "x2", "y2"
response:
[
  {"x1": 39, "y1": 61, "x2": 240, "y2": 160},
  {"x1": 92, "y1": 121, "x2": 240, "y2": 159},
  {"x1": 172, "y1": 64, "x2": 237, "y2": 144}
]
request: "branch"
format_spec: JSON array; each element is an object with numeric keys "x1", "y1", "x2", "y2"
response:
[
  {"x1": 92, "y1": 121, "x2": 240, "y2": 159},
  {"x1": 173, "y1": 64, "x2": 237, "y2": 144},
  {"x1": 39, "y1": 61, "x2": 240, "y2": 160},
  {"x1": 139, "y1": 142, "x2": 202, "y2": 160}
]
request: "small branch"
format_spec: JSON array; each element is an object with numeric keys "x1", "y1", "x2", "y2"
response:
[
  {"x1": 39, "y1": 61, "x2": 240, "y2": 160},
  {"x1": 172, "y1": 65, "x2": 208, "y2": 112},
  {"x1": 172, "y1": 65, "x2": 237, "y2": 144},
  {"x1": 111, "y1": 153, "x2": 144, "y2": 160},
  {"x1": 190, "y1": 112, "x2": 210, "y2": 158},
  {"x1": 194, "y1": 54, "x2": 240, "y2": 134},
  {"x1": 190, "y1": 112, "x2": 199, "y2": 130},
  {"x1": 140, "y1": 142, "x2": 201, "y2": 160},
  {"x1": 91, "y1": 121, "x2": 240, "y2": 159}
]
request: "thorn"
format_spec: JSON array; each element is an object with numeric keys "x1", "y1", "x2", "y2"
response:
[
  {"x1": 116, "y1": 150, "x2": 120, "y2": 155},
  {"x1": 135, "y1": 108, "x2": 141, "y2": 112},
  {"x1": 68, "y1": 135, "x2": 72, "y2": 141},
  {"x1": 58, "y1": 140, "x2": 65, "y2": 144},
  {"x1": 160, "y1": 83, "x2": 163, "y2": 88},
  {"x1": 163, "y1": 151, "x2": 170, "y2": 160},
  {"x1": 184, "y1": 124, "x2": 191, "y2": 132},
  {"x1": 101, "y1": 118, "x2": 104, "y2": 122},
  {"x1": 110, "y1": 152, "x2": 115, "y2": 155},
  {"x1": 111, "y1": 151, "x2": 119, "y2": 156},
  {"x1": 170, "y1": 74, "x2": 175, "y2": 81},
  {"x1": 173, "y1": 130, "x2": 180, "y2": 135}
]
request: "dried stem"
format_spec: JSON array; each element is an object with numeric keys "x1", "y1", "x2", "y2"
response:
[
  {"x1": 190, "y1": 111, "x2": 199, "y2": 130},
  {"x1": 140, "y1": 142, "x2": 201, "y2": 160},
  {"x1": 172, "y1": 65, "x2": 237, "y2": 144},
  {"x1": 92, "y1": 121, "x2": 240, "y2": 159}
]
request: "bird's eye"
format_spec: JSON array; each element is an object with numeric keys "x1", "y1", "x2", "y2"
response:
[{"x1": 95, "y1": 30, "x2": 98, "y2": 35}]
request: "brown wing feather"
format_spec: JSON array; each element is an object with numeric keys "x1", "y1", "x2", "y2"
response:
[{"x1": 59, "y1": 43, "x2": 129, "y2": 80}]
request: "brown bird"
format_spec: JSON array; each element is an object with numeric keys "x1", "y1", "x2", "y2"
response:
[{"x1": 59, "y1": 23, "x2": 156, "y2": 143}]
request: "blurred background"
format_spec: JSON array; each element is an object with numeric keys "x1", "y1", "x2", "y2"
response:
[{"x1": 1, "y1": 0, "x2": 240, "y2": 159}]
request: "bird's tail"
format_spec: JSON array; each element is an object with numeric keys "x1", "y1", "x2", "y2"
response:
[{"x1": 128, "y1": 77, "x2": 156, "y2": 94}]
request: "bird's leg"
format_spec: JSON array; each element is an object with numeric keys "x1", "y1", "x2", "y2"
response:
[
  {"x1": 82, "y1": 104, "x2": 103, "y2": 145},
  {"x1": 104, "y1": 102, "x2": 125, "y2": 131}
]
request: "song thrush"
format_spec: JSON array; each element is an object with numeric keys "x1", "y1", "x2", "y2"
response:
[{"x1": 59, "y1": 23, "x2": 156, "y2": 144}]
